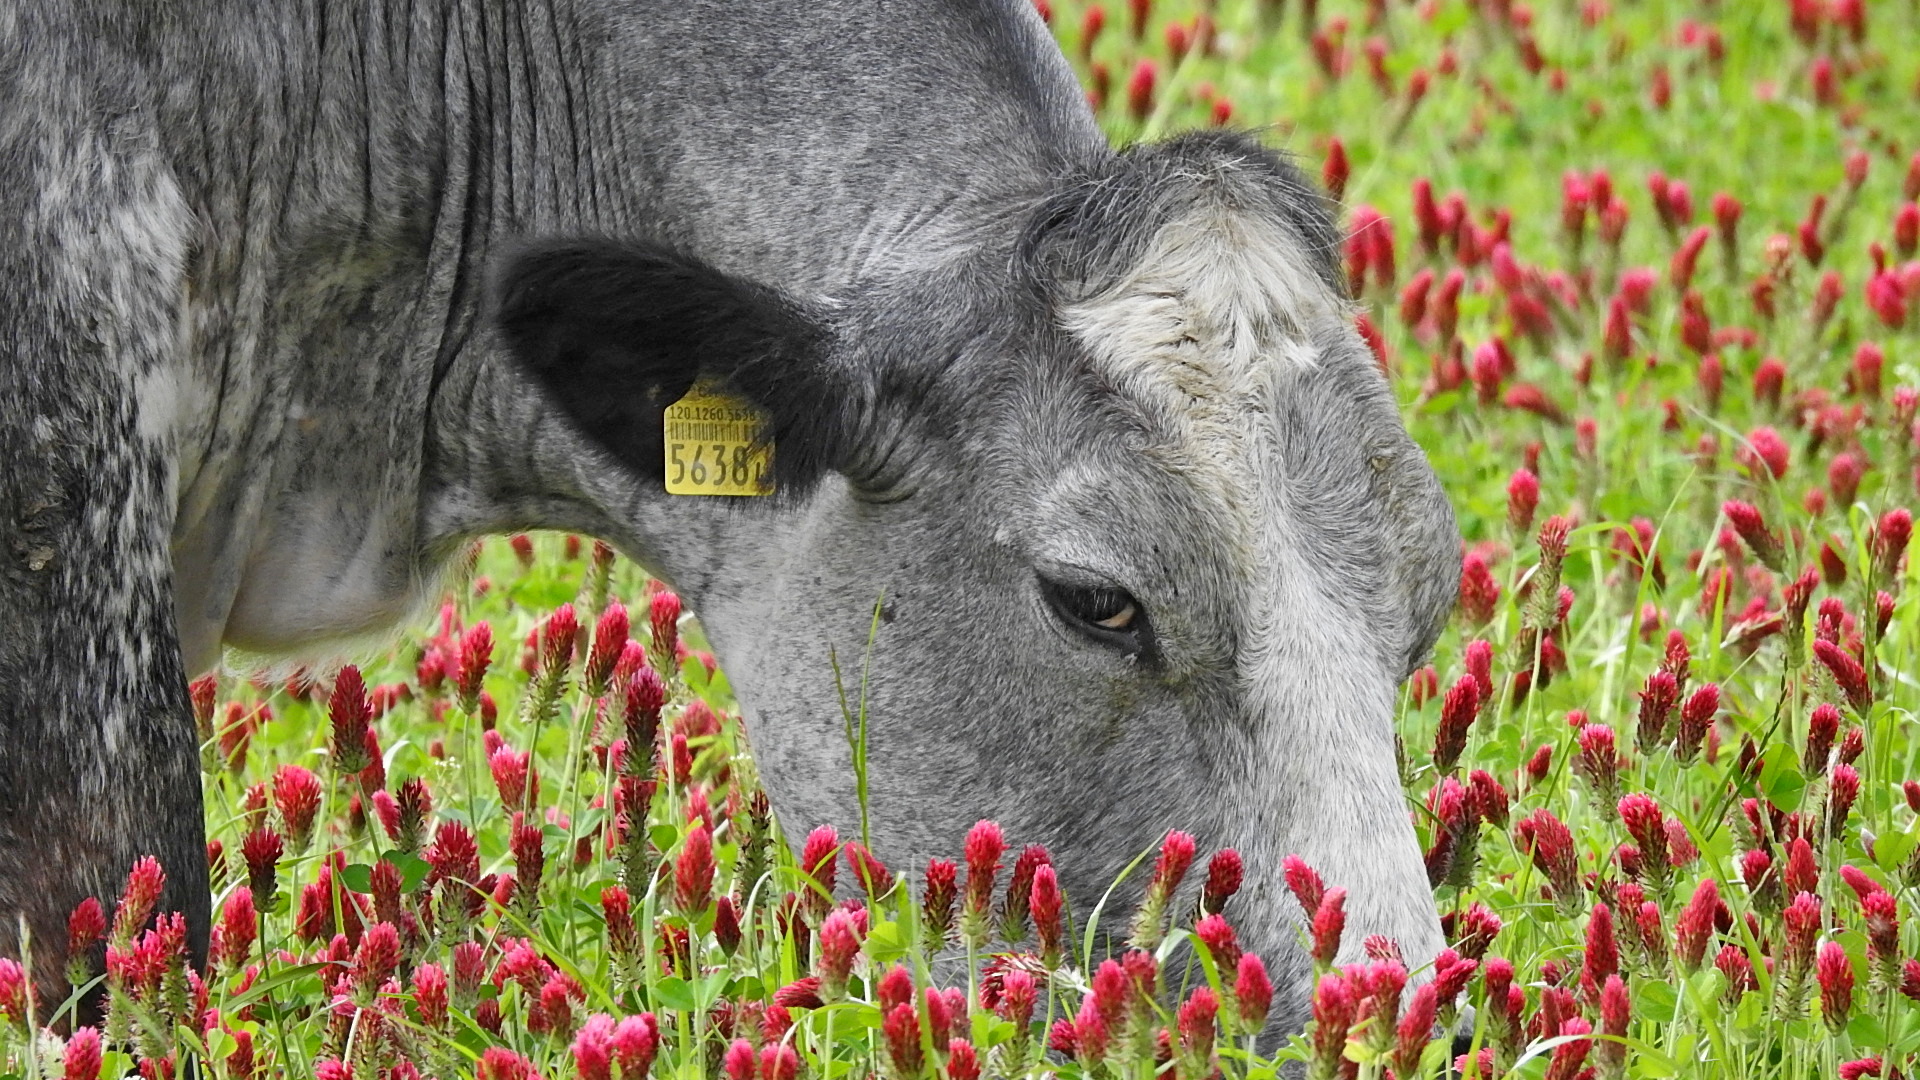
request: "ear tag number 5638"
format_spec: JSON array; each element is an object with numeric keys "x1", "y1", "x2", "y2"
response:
[{"x1": 663, "y1": 383, "x2": 774, "y2": 496}]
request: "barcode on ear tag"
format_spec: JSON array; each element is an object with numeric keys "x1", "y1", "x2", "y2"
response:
[{"x1": 663, "y1": 382, "x2": 775, "y2": 496}]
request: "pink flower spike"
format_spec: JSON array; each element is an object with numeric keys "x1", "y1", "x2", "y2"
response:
[
  {"x1": 943, "y1": 1040, "x2": 979, "y2": 1080},
  {"x1": 62, "y1": 1027, "x2": 103, "y2": 1080},
  {"x1": 1507, "y1": 468, "x2": 1540, "y2": 534},
  {"x1": 1031, "y1": 863, "x2": 1065, "y2": 966},
  {"x1": 883, "y1": 1002, "x2": 924, "y2": 1077},
  {"x1": 1392, "y1": 982, "x2": 1439, "y2": 1078},
  {"x1": 648, "y1": 591, "x2": 683, "y2": 668},
  {"x1": 1814, "y1": 640, "x2": 1873, "y2": 712},
  {"x1": 1736, "y1": 426, "x2": 1790, "y2": 479},
  {"x1": 1233, "y1": 953, "x2": 1273, "y2": 1033},
  {"x1": 960, "y1": 820, "x2": 1005, "y2": 944},
  {"x1": 1515, "y1": 809, "x2": 1582, "y2": 910},
  {"x1": 923, "y1": 858, "x2": 958, "y2": 942},
  {"x1": 1433, "y1": 675, "x2": 1482, "y2": 773},
  {"x1": 815, "y1": 909, "x2": 862, "y2": 1000},
  {"x1": 721, "y1": 1038, "x2": 756, "y2": 1080},
  {"x1": 1150, "y1": 830, "x2": 1197, "y2": 895},
  {"x1": 612, "y1": 1014, "x2": 660, "y2": 1077},
  {"x1": 1675, "y1": 879, "x2": 1719, "y2": 970},
  {"x1": 328, "y1": 666, "x2": 373, "y2": 774},
  {"x1": 1783, "y1": 892, "x2": 1822, "y2": 976},
  {"x1": 800, "y1": 825, "x2": 839, "y2": 914},
  {"x1": 67, "y1": 897, "x2": 106, "y2": 961},
  {"x1": 1819, "y1": 941, "x2": 1855, "y2": 1031},
  {"x1": 1202, "y1": 849, "x2": 1243, "y2": 914},
  {"x1": 1309, "y1": 974, "x2": 1357, "y2": 1075},
  {"x1": 455, "y1": 623, "x2": 494, "y2": 711},
  {"x1": 1580, "y1": 903, "x2": 1619, "y2": 1003},
  {"x1": 1311, "y1": 888, "x2": 1347, "y2": 967},
  {"x1": 673, "y1": 824, "x2": 715, "y2": 915},
  {"x1": 1282, "y1": 855, "x2": 1325, "y2": 917},
  {"x1": 583, "y1": 602, "x2": 629, "y2": 696},
  {"x1": 572, "y1": 1015, "x2": 615, "y2": 1080}
]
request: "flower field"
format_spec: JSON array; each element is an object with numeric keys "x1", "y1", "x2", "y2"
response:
[{"x1": 7, "y1": 0, "x2": 1920, "y2": 1077}]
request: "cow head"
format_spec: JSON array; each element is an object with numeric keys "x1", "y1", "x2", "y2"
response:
[{"x1": 494, "y1": 131, "x2": 1458, "y2": 1033}]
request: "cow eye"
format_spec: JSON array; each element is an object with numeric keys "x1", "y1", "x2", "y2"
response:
[{"x1": 1041, "y1": 578, "x2": 1146, "y2": 646}]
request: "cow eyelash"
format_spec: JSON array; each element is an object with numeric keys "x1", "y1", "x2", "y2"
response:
[{"x1": 1040, "y1": 577, "x2": 1150, "y2": 653}]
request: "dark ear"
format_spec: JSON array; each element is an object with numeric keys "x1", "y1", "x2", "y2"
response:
[{"x1": 492, "y1": 238, "x2": 864, "y2": 496}]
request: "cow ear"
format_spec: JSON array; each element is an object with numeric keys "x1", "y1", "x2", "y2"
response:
[{"x1": 492, "y1": 238, "x2": 865, "y2": 497}]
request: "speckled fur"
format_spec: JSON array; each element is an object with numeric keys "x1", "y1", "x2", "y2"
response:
[{"x1": 1, "y1": 0, "x2": 1457, "y2": 1034}]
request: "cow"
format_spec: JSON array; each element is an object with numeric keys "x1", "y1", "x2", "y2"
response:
[{"x1": 0, "y1": 0, "x2": 1458, "y2": 1036}]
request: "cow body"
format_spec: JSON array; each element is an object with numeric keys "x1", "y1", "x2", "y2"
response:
[{"x1": 0, "y1": 0, "x2": 1457, "y2": 1033}]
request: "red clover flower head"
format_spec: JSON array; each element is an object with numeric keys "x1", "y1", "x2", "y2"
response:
[
  {"x1": 611, "y1": 1014, "x2": 659, "y2": 1077},
  {"x1": 1580, "y1": 902, "x2": 1618, "y2": 1002},
  {"x1": 1831, "y1": 764, "x2": 1862, "y2": 838},
  {"x1": 1233, "y1": 953, "x2": 1273, "y2": 1033},
  {"x1": 1675, "y1": 682, "x2": 1719, "y2": 762},
  {"x1": 112, "y1": 856, "x2": 166, "y2": 948},
  {"x1": 1391, "y1": 983, "x2": 1439, "y2": 1079},
  {"x1": 1575, "y1": 723, "x2": 1620, "y2": 798},
  {"x1": 1674, "y1": 878, "x2": 1720, "y2": 971},
  {"x1": 1309, "y1": 973, "x2": 1357, "y2": 1075},
  {"x1": 1433, "y1": 675, "x2": 1482, "y2": 773},
  {"x1": 455, "y1": 623, "x2": 493, "y2": 711},
  {"x1": 1202, "y1": 848, "x2": 1242, "y2": 915},
  {"x1": 923, "y1": 858, "x2": 959, "y2": 943},
  {"x1": 649, "y1": 591, "x2": 683, "y2": 667},
  {"x1": 541, "y1": 604, "x2": 580, "y2": 678},
  {"x1": 883, "y1": 1001, "x2": 924, "y2": 1076},
  {"x1": 489, "y1": 746, "x2": 532, "y2": 809},
  {"x1": 1282, "y1": 854, "x2": 1326, "y2": 917},
  {"x1": 800, "y1": 825, "x2": 839, "y2": 914},
  {"x1": 1195, "y1": 914, "x2": 1241, "y2": 974},
  {"x1": 1814, "y1": 639, "x2": 1872, "y2": 712},
  {"x1": 1506, "y1": 468, "x2": 1540, "y2": 534},
  {"x1": 1877, "y1": 508, "x2": 1912, "y2": 578},
  {"x1": 1311, "y1": 887, "x2": 1347, "y2": 967},
  {"x1": 213, "y1": 888, "x2": 257, "y2": 973},
  {"x1": 240, "y1": 827, "x2": 283, "y2": 909},
  {"x1": 1000, "y1": 844, "x2": 1051, "y2": 940},
  {"x1": 1464, "y1": 638, "x2": 1495, "y2": 701},
  {"x1": 583, "y1": 602, "x2": 629, "y2": 696},
  {"x1": 1030, "y1": 863, "x2": 1065, "y2": 967},
  {"x1": 67, "y1": 897, "x2": 105, "y2": 961},
  {"x1": 1636, "y1": 669, "x2": 1680, "y2": 752},
  {"x1": 721, "y1": 1038, "x2": 756, "y2": 1080},
  {"x1": 1782, "y1": 891, "x2": 1822, "y2": 977},
  {"x1": 816, "y1": 909, "x2": 862, "y2": 999},
  {"x1": 62, "y1": 1027, "x2": 103, "y2": 1080},
  {"x1": 1176, "y1": 986, "x2": 1218, "y2": 1067},
  {"x1": 673, "y1": 824, "x2": 715, "y2": 915},
  {"x1": 328, "y1": 666, "x2": 373, "y2": 775},
  {"x1": 961, "y1": 820, "x2": 1005, "y2": 944},
  {"x1": 1819, "y1": 940, "x2": 1855, "y2": 1031},
  {"x1": 1618, "y1": 794, "x2": 1669, "y2": 876},
  {"x1": 843, "y1": 841, "x2": 892, "y2": 899},
  {"x1": 1736, "y1": 426, "x2": 1791, "y2": 479},
  {"x1": 1515, "y1": 810, "x2": 1582, "y2": 911}
]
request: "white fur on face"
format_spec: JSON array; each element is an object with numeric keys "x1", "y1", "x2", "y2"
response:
[
  {"x1": 1057, "y1": 197, "x2": 1349, "y2": 551},
  {"x1": 1059, "y1": 196, "x2": 1443, "y2": 990}
]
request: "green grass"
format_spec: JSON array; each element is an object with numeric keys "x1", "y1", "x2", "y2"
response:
[{"x1": 6, "y1": 1, "x2": 1920, "y2": 1077}]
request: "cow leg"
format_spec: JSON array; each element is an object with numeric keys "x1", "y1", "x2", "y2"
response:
[{"x1": 0, "y1": 46, "x2": 206, "y2": 1021}]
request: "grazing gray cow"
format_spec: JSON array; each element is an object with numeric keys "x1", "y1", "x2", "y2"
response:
[{"x1": 0, "y1": 0, "x2": 1457, "y2": 1033}]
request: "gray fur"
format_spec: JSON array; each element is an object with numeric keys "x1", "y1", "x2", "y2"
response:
[{"x1": 0, "y1": 0, "x2": 1458, "y2": 1033}]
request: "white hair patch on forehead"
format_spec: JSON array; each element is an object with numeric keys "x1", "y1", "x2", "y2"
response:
[
  {"x1": 1057, "y1": 196, "x2": 1348, "y2": 386},
  {"x1": 1056, "y1": 197, "x2": 1350, "y2": 545}
]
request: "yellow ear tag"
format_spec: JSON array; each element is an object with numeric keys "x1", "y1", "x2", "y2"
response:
[{"x1": 662, "y1": 381, "x2": 775, "y2": 496}]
